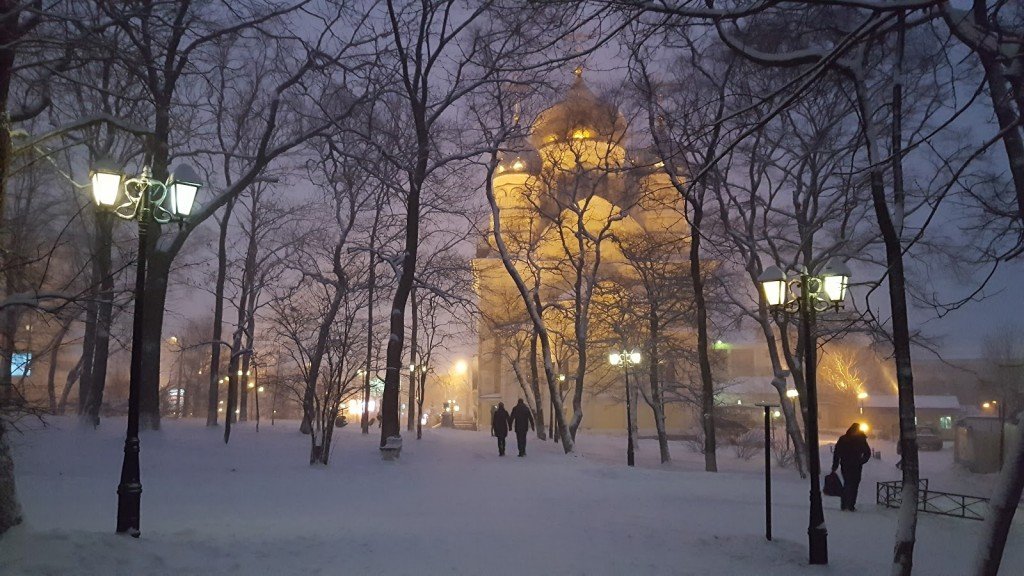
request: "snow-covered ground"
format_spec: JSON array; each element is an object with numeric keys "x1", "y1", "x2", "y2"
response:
[{"x1": 2, "y1": 417, "x2": 1021, "y2": 575}]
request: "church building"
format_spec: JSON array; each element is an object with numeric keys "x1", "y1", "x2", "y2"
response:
[{"x1": 472, "y1": 72, "x2": 700, "y2": 434}]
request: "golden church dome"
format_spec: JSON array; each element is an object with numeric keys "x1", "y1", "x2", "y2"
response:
[
  {"x1": 529, "y1": 72, "x2": 627, "y2": 148},
  {"x1": 495, "y1": 146, "x2": 541, "y2": 175}
]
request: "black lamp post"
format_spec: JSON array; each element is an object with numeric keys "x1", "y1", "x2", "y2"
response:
[
  {"x1": 609, "y1": 349, "x2": 641, "y2": 467},
  {"x1": 755, "y1": 402, "x2": 780, "y2": 541},
  {"x1": 758, "y1": 260, "x2": 851, "y2": 565},
  {"x1": 90, "y1": 162, "x2": 201, "y2": 537}
]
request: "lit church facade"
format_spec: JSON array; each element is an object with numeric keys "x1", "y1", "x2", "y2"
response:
[{"x1": 471, "y1": 73, "x2": 700, "y2": 433}]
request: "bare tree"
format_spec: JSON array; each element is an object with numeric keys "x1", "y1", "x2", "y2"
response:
[{"x1": 78, "y1": 0, "x2": 377, "y2": 429}]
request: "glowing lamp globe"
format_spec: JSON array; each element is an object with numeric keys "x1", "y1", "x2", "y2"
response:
[
  {"x1": 90, "y1": 160, "x2": 123, "y2": 207},
  {"x1": 757, "y1": 266, "x2": 788, "y2": 308},
  {"x1": 167, "y1": 164, "x2": 202, "y2": 218},
  {"x1": 821, "y1": 259, "x2": 852, "y2": 305}
]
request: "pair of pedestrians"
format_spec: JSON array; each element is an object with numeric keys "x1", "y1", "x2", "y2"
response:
[{"x1": 491, "y1": 399, "x2": 534, "y2": 457}]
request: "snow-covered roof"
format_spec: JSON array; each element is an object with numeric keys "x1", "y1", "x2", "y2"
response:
[
  {"x1": 862, "y1": 395, "x2": 961, "y2": 410},
  {"x1": 719, "y1": 376, "x2": 775, "y2": 394}
]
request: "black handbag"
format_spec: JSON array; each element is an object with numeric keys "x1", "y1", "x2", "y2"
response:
[{"x1": 823, "y1": 472, "x2": 844, "y2": 497}]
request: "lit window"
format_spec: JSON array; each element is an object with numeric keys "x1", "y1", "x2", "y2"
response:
[
  {"x1": 939, "y1": 416, "x2": 952, "y2": 430},
  {"x1": 512, "y1": 160, "x2": 524, "y2": 171},
  {"x1": 571, "y1": 129, "x2": 592, "y2": 140}
]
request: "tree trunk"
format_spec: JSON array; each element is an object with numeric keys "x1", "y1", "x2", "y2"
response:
[
  {"x1": 207, "y1": 198, "x2": 235, "y2": 426},
  {"x1": 690, "y1": 197, "x2": 717, "y2": 472},
  {"x1": 529, "y1": 328, "x2": 546, "y2": 440},
  {"x1": 648, "y1": 316, "x2": 670, "y2": 463},
  {"x1": 77, "y1": 294, "x2": 97, "y2": 416},
  {"x1": 0, "y1": 293, "x2": 17, "y2": 407},
  {"x1": 238, "y1": 199, "x2": 261, "y2": 423},
  {"x1": 483, "y1": 153, "x2": 573, "y2": 454},
  {"x1": 86, "y1": 212, "x2": 114, "y2": 426},
  {"x1": 46, "y1": 321, "x2": 72, "y2": 413},
  {"x1": 380, "y1": 119, "x2": 426, "y2": 449},
  {"x1": 853, "y1": 71, "x2": 919, "y2": 576},
  {"x1": 300, "y1": 287, "x2": 345, "y2": 436},
  {"x1": 972, "y1": 411, "x2": 1024, "y2": 575},
  {"x1": 416, "y1": 369, "x2": 426, "y2": 439},
  {"x1": 361, "y1": 202, "x2": 380, "y2": 434},
  {"x1": 0, "y1": 419, "x2": 22, "y2": 536},
  {"x1": 758, "y1": 306, "x2": 807, "y2": 477},
  {"x1": 139, "y1": 249, "x2": 172, "y2": 430},
  {"x1": 57, "y1": 356, "x2": 82, "y2": 414},
  {"x1": 407, "y1": 284, "x2": 417, "y2": 432}
]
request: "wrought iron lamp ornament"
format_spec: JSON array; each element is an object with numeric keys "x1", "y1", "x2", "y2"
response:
[{"x1": 757, "y1": 260, "x2": 851, "y2": 314}]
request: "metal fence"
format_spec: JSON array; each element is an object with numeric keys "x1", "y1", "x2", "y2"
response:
[{"x1": 876, "y1": 479, "x2": 989, "y2": 521}]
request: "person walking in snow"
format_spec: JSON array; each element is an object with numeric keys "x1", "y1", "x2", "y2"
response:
[
  {"x1": 831, "y1": 422, "x2": 872, "y2": 511},
  {"x1": 509, "y1": 398, "x2": 535, "y2": 457},
  {"x1": 491, "y1": 402, "x2": 511, "y2": 456}
]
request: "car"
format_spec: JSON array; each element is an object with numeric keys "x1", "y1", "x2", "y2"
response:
[{"x1": 897, "y1": 426, "x2": 943, "y2": 453}]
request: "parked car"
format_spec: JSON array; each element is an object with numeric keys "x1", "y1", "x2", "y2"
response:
[{"x1": 897, "y1": 426, "x2": 943, "y2": 453}]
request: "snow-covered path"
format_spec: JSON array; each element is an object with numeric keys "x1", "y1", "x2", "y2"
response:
[{"x1": 1, "y1": 417, "x2": 1021, "y2": 575}]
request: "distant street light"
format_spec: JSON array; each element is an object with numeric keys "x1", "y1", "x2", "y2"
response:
[
  {"x1": 857, "y1": 391, "x2": 869, "y2": 415},
  {"x1": 89, "y1": 161, "x2": 202, "y2": 538},
  {"x1": 984, "y1": 399, "x2": 1006, "y2": 469},
  {"x1": 609, "y1": 349, "x2": 642, "y2": 467},
  {"x1": 758, "y1": 260, "x2": 851, "y2": 566}
]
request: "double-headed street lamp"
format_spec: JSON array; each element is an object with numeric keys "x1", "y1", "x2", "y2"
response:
[
  {"x1": 90, "y1": 162, "x2": 201, "y2": 537},
  {"x1": 609, "y1": 349, "x2": 642, "y2": 467},
  {"x1": 758, "y1": 260, "x2": 851, "y2": 566}
]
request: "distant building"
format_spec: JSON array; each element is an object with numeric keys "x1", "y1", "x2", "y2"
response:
[
  {"x1": 954, "y1": 416, "x2": 1006, "y2": 473},
  {"x1": 472, "y1": 71, "x2": 696, "y2": 433},
  {"x1": 859, "y1": 395, "x2": 963, "y2": 440}
]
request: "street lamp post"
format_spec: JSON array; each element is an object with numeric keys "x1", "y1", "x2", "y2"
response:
[
  {"x1": 758, "y1": 260, "x2": 851, "y2": 566},
  {"x1": 89, "y1": 161, "x2": 201, "y2": 537},
  {"x1": 609, "y1": 349, "x2": 642, "y2": 467},
  {"x1": 857, "y1": 391, "x2": 868, "y2": 415},
  {"x1": 755, "y1": 402, "x2": 780, "y2": 541}
]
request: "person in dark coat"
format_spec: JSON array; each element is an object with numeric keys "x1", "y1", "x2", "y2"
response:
[
  {"x1": 832, "y1": 422, "x2": 872, "y2": 511},
  {"x1": 491, "y1": 402, "x2": 511, "y2": 456},
  {"x1": 509, "y1": 398, "x2": 535, "y2": 457}
]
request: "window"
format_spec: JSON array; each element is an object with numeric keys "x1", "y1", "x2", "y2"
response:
[
  {"x1": 939, "y1": 416, "x2": 953, "y2": 430},
  {"x1": 11, "y1": 352, "x2": 31, "y2": 377}
]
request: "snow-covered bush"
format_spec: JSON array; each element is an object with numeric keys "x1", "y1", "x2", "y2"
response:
[{"x1": 730, "y1": 430, "x2": 762, "y2": 461}]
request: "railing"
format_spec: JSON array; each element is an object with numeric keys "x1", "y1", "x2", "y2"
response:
[{"x1": 876, "y1": 479, "x2": 989, "y2": 521}]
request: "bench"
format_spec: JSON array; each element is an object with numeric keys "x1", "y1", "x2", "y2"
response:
[{"x1": 380, "y1": 435, "x2": 402, "y2": 461}]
